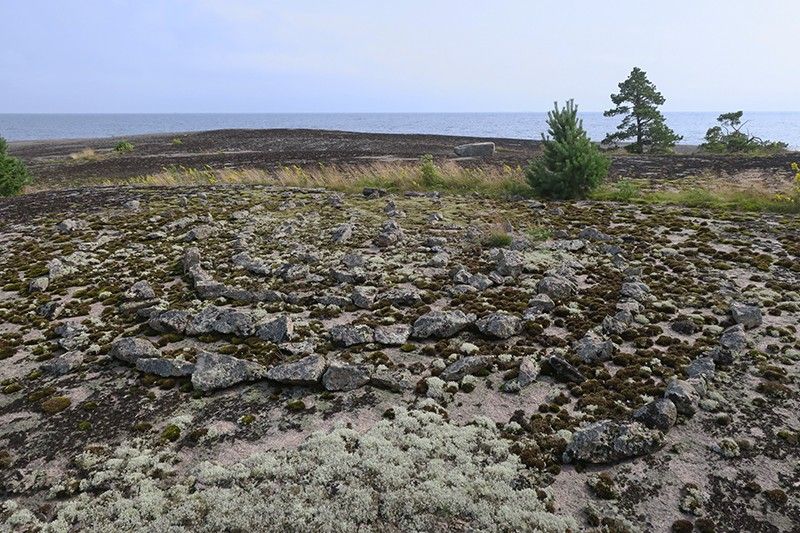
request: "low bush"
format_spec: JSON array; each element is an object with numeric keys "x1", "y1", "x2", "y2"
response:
[
  {"x1": 114, "y1": 140, "x2": 135, "y2": 153},
  {"x1": 0, "y1": 136, "x2": 31, "y2": 196}
]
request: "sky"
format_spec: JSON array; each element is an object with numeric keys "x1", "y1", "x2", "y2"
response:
[{"x1": 2, "y1": 0, "x2": 799, "y2": 113}]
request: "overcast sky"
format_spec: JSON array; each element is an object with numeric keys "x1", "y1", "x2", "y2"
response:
[{"x1": 2, "y1": 0, "x2": 798, "y2": 113}]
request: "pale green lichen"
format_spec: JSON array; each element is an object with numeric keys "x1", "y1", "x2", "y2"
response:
[{"x1": 3, "y1": 408, "x2": 577, "y2": 532}]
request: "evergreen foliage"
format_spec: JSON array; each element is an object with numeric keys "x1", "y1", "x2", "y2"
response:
[
  {"x1": 526, "y1": 100, "x2": 609, "y2": 199},
  {"x1": 602, "y1": 67, "x2": 682, "y2": 153}
]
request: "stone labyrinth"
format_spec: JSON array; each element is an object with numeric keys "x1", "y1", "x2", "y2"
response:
[{"x1": 0, "y1": 185, "x2": 798, "y2": 530}]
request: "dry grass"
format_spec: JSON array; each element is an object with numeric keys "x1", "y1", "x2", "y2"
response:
[
  {"x1": 109, "y1": 160, "x2": 531, "y2": 197},
  {"x1": 68, "y1": 148, "x2": 99, "y2": 162}
]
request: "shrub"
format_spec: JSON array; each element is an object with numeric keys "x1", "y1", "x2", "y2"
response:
[
  {"x1": 485, "y1": 230, "x2": 512, "y2": 248},
  {"x1": 171, "y1": 137, "x2": 183, "y2": 146},
  {"x1": 0, "y1": 137, "x2": 31, "y2": 196},
  {"x1": 115, "y1": 140, "x2": 134, "y2": 153},
  {"x1": 418, "y1": 154, "x2": 442, "y2": 187},
  {"x1": 700, "y1": 111, "x2": 787, "y2": 154},
  {"x1": 775, "y1": 162, "x2": 800, "y2": 208},
  {"x1": 526, "y1": 100, "x2": 610, "y2": 199}
]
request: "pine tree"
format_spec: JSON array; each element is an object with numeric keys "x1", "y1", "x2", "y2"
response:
[
  {"x1": 526, "y1": 100, "x2": 610, "y2": 199},
  {"x1": 602, "y1": 67, "x2": 682, "y2": 153},
  {"x1": 0, "y1": 136, "x2": 31, "y2": 196}
]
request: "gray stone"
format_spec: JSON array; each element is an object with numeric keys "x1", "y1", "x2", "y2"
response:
[
  {"x1": 527, "y1": 294, "x2": 555, "y2": 315},
  {"x1": 492, "y1": 248, "x2": 525, "y2": 277},
  {"x1": 468, "y1": 273, "x2": 494, "y2": 290},
  {"x1": 182, "y1": 247, "x2": 202, "y2": 273},
  {"x1": 331, "y1": 267, "x2": 367, "y2": 285},
  {"x1": 454, "y1": 142, "x2": 495, "y2": 157},
  {"x1": 720, "y1": 324, "x2": 748, "y2": 355},
  {"x1": 135, "y1": 357, "x2": 195, "y2": 377},
  {"x1": 578, "y1": 227, "x2": 612, "y2": 241},
  {"x1": 574, "y1": 331, "x2": 615, "y2": 364},
  {"x1": 664, "y1": 378, "x2": 700, "y2": 416},
  {"x1": 213, "y1": 308, "x2": 257, "y2": 337},
  {"x1": 374, "y1": 324, "x2": 412, "y2": 345},
  {"x1": 110, "y1": 337, "x2": 160, "y2": 364},
  {"x1": 330, "y1": 324, "x2": 374, "y2": 347},
  {"x1": 374, "y1": 220, "x2": 404, "y2": 248},
  {"x1": 412, "y1": 310, "x2": 475, "y2": 339},
  {"x1": 149, "y1": 310, "x2": 190, "y2": 334},
  {"x1": 266, "y1": 354, "x2": 327, "y2": 385},
  {"x1": 29, "y1": 276, "x2": 49, "y2": 293},
  {"x1": 322, "y1": 362, "x2": 371, "y2": 391},
  {"x1": 621, "y1": 282, "x2": 651, "y2": 301},
  {"x1": 632, "y1": 399, "x2": 677, "y2": 432},
  {"x1": 41, "y1": 351, "x2": 84, "y2": 375},
  {"x1": 352, "y1": 286, "x2": 378, "y2": 309},
  {"x1": 379, "y1": 286, "x2": 422, "y2": 307},
  {"x1": 276, "y1": 263, "x2": 309, "y2": 282},
  {"x1": 231, "y1": 252, "x2": 271, "y2": 276},
  {"x1": 730, "y1": 302, "x2": 762, "y2": 329},
  {"x1": 428, "y1": 251, "x2": 450, "y2": 268},
  {"x1": 439, "y1": 356, "x2": 491, "y2": 382},
  {"x1": 547, "y1": 355, "x2": 586, "y2": 384},
  {"x1": 257, "y1": 315, "x2": 294, "y2": 343},
  {"x1": 184, "y1": 224, "x2": 216, "y2": 242},
  {"x1": 54, "y1": 322, "x2": 90, "y2": 350},
  {"x1": 125, "y1": 280, "x2": 155, "y2": 301},
  {"x1": 476, "y1": 312, "x2": 522, "y2": 339},
  {"x1": 331, "y1": 223, "x2": 354, "y2": 243},
  {"x1": 686, "y1": 356, "x2": 715, "y2": 379},
  {"x1": 536, "y1": 275, "x2": 576, "y2": 302},
  {"x1": 563, "y1": 420, "x2": 665, "y2": 464},
  {"x1": 191, "y1": 351, "x2": 268, "y2": 392},
  {"x1": 56, "y1": 219, "x2": 85, "y2": 234}
]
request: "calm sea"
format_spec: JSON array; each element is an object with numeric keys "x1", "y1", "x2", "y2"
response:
[{"x1": 1, "y1": 112, "x2": 798, "y2": 148}]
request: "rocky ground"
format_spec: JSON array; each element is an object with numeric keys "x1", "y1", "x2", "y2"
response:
[
  {"x1": 8, "y1": 129, "x2": 799, "y2": 189},
  {"x1": 0, "y1": 184, "x2": 799, "y2": 532}
]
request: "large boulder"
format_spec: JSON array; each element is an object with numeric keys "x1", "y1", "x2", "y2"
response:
[
  {"x1": 632, "y1": 398, "x2": 677, "y2": 432},
  {"x1": 476, "y1": 312, "x2": 522, "y2": 339},
  {"x1": 257, "y1": 316, "x2": 294, "y2": 343},
  {"x1": 574, "y1": 331, "x2": 615, "y2": 364},
  {"x1": 729, "y1": 302, "x2": 762, "y2": 329},
  {"x1": 266, "y1": 354, "x2": 327, "y2": 385},
  {"x1": 330, "y1": 324, "x2": 375, "y2": 347},
  {"x1": 110, "y1": 337, "x2": 160, "y2": 365},
  {"x1": 664, "y1": 378, "x2": 701, "y2": 416},
  {"x1": 491, "y1": 249, "x2": 524, "y2": 277},
  {"x1": 374, "y1": 324, "x2": 412, "y2": 345},
  {"x1": 454, "y1": 142, "x2": 495, "y2": 157},
  {"x1": 322, "y1": 362, "x2": 371, "y2": 391},
  {"x1": 720, "y1": 324, "x2": 748, "y2": 355},
  {"x1": 563, "y1": 420, "x2": 665, "y2": 464},
  {"x1": 412, "y1": 310, "x2": 475, "y2": 339},
  {"x1": 191, "y1": 351, "x2": 268, "y2": 392},
  {"x1": 149, "y1": 310, "x2": 190, "y2": 334},
  {"x1": 536, "y1": 275, "x2": 576, "y2": 302}
]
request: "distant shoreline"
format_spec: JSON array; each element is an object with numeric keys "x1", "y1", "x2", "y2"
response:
[{"x1": 2, "y1": 112, "x2": 798, "y2": 148}]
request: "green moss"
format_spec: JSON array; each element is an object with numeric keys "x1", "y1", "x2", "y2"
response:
[
  {"x1": 240, "y1": 414, "x2": 256, "y2": 425},
  {"x1": 2, "y1": 382, "x2": 22, "y2": 394},
  {"x1": 77, "y1": 420, "x2": 92, "y2": 431},
  {"x1": 763, "y1": 488, "x2": 787, "y2": 507},
  {"x1": 286, "y1": 399, "x2": 306, "y2": 412},
  {"x1": 41, "y1": 395, "x2": 71, "y2": 414},
  {"x1": 160, "y1": 424, "x2": 181, "y2": 442}
]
